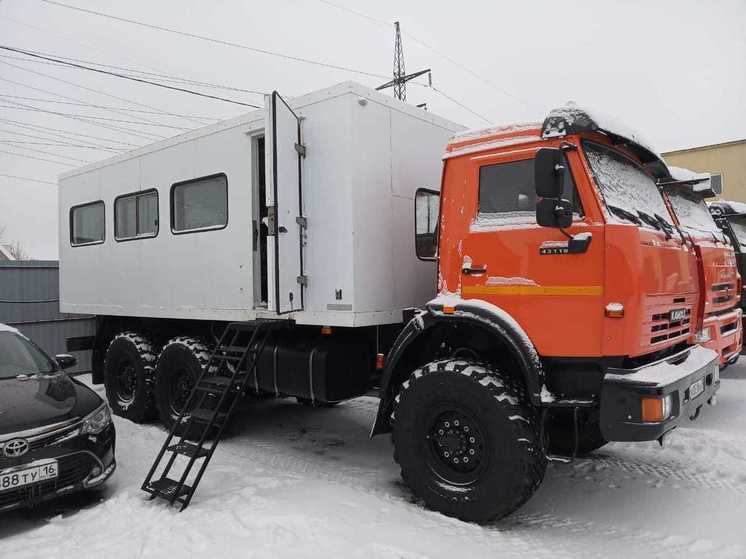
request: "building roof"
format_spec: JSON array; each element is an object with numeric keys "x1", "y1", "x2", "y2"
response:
[{"x1": 663, "y1": 138, "x2": 746, "y2": 156}]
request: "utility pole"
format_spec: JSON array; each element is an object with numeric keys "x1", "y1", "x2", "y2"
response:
[{"x1": 376, "y1": 21, "x2": 430, "y2": 102}]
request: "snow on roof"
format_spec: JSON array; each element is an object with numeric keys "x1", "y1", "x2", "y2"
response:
[
  {"x1": 0, "y1": 323, "x2": 19, "y2": 333},
  {"x1": 667, "y1": 166, "x2": 713, "y2": 193},
  {"x1": 450, "y1": 122, "x2": 541, "y2": 143},
  {"x1": 542, "y1": 101, "x2": 662, "y2": 161},
  {"x1": 710, "y1": 200, "x2": 746, "y2": 215}
]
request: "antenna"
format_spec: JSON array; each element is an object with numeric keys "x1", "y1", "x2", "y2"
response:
[{"x1": 376, "y1": 21, "x2": 430, "y2": 102}]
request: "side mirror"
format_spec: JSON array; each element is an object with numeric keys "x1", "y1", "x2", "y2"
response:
[
  {"x1": 535, "y1": 148, "x2": 565, "y2": 198},
  {"x1": 55, "y1": 354, "x2": 77, "y2": 370},
  {"x1": 415, "y1": 188, "x2": 440, "y2": 260},
  {"x1": 537, "y1": 198, "x2": 573, "y2": 229}
]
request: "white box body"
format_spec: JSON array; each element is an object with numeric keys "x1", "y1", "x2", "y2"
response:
[{"x1": 58, "y1": 82, "x2": 463, "y2": 327}]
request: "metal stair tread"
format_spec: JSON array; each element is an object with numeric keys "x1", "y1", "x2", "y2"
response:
[
  {"x1": 147, "y1": 477, "x2": 192, "y2": 498},
  {"x1": 167, "y1": 441, "x2": 210, "y2": 459}
]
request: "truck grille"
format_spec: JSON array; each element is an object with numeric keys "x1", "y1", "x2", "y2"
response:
[
  {"x1": 642, "y1": 294, "x2": 695, "y2": 350},
  {"x1": 0, "y1": 452, "x2": 96, "y2": 509}
]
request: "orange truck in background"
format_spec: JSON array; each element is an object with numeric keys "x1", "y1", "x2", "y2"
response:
[
  {"x1": 372, "y1": 105, "x2": 721, "y2": 522},
  {"x1": 663, "y1": 169, "x2": 742, "y2": 368}
]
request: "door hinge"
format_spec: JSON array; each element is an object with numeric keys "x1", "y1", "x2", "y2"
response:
[
  {"x1": 267, "y1": 206, "x2": 277, "y2": 236},
  {"x1": 295, "y1": 216, "x2": 307, "y2": 228},
  {"x1": 297, "y1": 275, "x2": 308, "y2": 286},
  {"x1": 295, "y1": 143, "x2": 307, "y2": 158}
]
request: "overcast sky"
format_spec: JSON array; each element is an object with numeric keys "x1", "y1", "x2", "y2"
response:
[{"x1": 1, "y1": 0, "x2": 744, "y2": 259}]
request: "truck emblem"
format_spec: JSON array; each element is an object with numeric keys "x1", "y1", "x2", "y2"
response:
[{"x1": 3, "y1": 438, "x2": 29, "y2": 458}]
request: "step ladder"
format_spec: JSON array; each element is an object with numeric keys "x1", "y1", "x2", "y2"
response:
[{"x1": 142, "y1": 320, "x2": 280, "y2": 511}]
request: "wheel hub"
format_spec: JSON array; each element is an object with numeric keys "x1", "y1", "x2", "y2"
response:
[
  {"x1": 170, "y1": 369, "x2": 194, "y2": 415},
  {"x1": 116, "y1": 360, "x2": 137, "y2": 403},
  {"x1": 429, "y1": 411, "x2": 484, "y2": 473}
]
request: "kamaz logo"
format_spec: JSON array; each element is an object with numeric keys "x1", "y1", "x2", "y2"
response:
[
  {"x1": 670, "y1": 309, "x2": 687, "y2": 321},
  {"x1": 2, "y1": 438, "x2": 29, "y2": 458}
]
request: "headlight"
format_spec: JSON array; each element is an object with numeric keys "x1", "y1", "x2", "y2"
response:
[{"x1": 81, "y1": 403, "x2": 112, "y2": 435}]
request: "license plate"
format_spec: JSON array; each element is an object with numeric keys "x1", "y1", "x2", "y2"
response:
[
  {"x1": 670, "y1": 309, "x2": 687, "y2": 321},
  {"x1": 690, "y1": 378, "x2": 705, "y2": 400},
  {"x1": 0, "y1": 460, "x2": 58, "y2": 492}
]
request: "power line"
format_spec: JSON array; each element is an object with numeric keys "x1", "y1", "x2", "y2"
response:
[
  {"x1": 0, "y1": 174, "x2": 56, "y2": 185},
  {"x1": 0, "y1": 55, "x2": 212, "y2": 127},
  {"x1": 1, "y1": 100, "x2": 190, "y2": 131},
  {"x1": 0, "y1": 58, "x2": 194, "y2": 130},
  {"x1": 0, "y1": 148, "x2": 76, "y2": 167},
  {"x1": 430, "y1": 86, "x2": 490, "y2": 124},
  {"x1": 0, "y1": 139, "x2": 121, "y2": 152},
  {"x1": 0, "y1": 93, "x2": 220, "y2": 121},
  {"x1": 0, "y1": 50, "x2": 266, "y2": 98},
  {"x1": 314, "y1": 0, "x2": 528, "y2": 109},
  {"x1": 0, "y1": 141, "x2": 92, "y2": 164},
  {"x1": 0, "y1": 127, "x2": 124, "y2": 152},
  {"x1": 0, "y1": 96, "x2": 165, "y2": 141},
  {"x1": 38, "y1": 0, "x2": 391, "y2": 80},
  {"x1": 0, "y1": 45, "x2": 261, "y2": 108},
  {"x1": 0, "y1": 118, "x2": 140, "y2": 148}
]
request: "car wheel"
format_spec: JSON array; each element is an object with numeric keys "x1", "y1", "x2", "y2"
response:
[
  {"x1": 103, "y1": 332, "x2": 159, "y2": 423},
  {"x1": 392, "y1": 359, "x2": 546, "y2": 523}
]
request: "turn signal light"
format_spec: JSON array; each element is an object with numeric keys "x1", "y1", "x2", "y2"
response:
[
  {"x1": 605, "y1": 302, "x2": 624, "y2": 318},
  {"x1": 321, "y1": 326, "x2": 332, "y2": 335},
  {"x1": 442, "y1": 306, "x2": 456, "y2": 314},
  {"x1": 641, "y1": 394, "x2": 673, "y2": 423}
]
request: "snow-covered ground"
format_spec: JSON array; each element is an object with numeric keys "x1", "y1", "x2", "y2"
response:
[{"x1": 3, "y1": 365, "x2": 746, "y2": 559}]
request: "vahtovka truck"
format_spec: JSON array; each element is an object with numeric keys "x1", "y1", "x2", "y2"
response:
[{"x1": 58, "y1": 83, "x2": 720, "y2": 522}]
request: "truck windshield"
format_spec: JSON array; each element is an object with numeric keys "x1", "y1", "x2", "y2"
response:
[
  {"x1": 666, "y1": 189, "x2": 721, "y2": 235},
  {"x1": 0, "y1": 331, "x2": 56, "y2": 379},
  {"x1": 727, "y1": 215, "x2": 746, "y2": 249},
  {"x1": 583, "y1": 141, "x2": 674, "y2": 230}
]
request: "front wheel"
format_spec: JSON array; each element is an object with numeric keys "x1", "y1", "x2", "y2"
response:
[{"x1": 392, "y1": 359, "x2": 546, "y2": 523}]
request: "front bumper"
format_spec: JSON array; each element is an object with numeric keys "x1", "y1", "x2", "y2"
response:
[
  {"x1": 600, "y1": 345, "x2": 720, "y2": 442},
  {"x1": 0, "y1": 422, "x2": 116, "y2": 513},
  {"x1": 702, "y1": 308, "x2": 742, "y2": 367}
]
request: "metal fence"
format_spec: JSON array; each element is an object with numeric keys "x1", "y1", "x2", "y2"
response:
[{"x1": 0, "y1": 260, "x2": 94, "y2": 374}]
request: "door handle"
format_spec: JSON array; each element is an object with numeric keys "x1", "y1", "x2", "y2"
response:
[
  {"x1": 278, "y1": 226, "x2": 288, "y2": 234},
  {"x1": 462, "y1": 265, "x2": 487, "y2": 275}
]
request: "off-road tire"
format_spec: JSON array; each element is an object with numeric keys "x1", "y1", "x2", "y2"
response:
[
  {"x1": 545, "y1": 408, "x2": 607, "y2": 456},
  {"x1": 392, "y1": 359, "x2": 546, "y2": 523},
  {"x1": 103, "y1": 332, "x2": 159, "y2": 423},
  {"x1": 154, "y1": 337, "x2": 213, "y2": 437}
]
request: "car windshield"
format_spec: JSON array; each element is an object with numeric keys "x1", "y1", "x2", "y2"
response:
[
  {"x1": 583, "y1": 141, "x2": 674, "y2": 229},
  {"x1": 727, "y1": 215, "x2": 746, "y2": 249},
  {"x1": 666, "y1": 189, "x2": 721, "y2": 235},
  {"x1": 0, "y1": 330, "x2": 56, "y2": 379}
]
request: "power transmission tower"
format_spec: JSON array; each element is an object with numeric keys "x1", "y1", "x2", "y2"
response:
[{"x1": 376, "y1": 21, "x2": 430, "y2": 102}]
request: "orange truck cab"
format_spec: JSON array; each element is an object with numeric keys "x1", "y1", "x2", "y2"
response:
[
  {"x1": 663, "y1": 169, "x2": 742, "y2": 368},
  {"x1": 371, "y1": 104, "x2": 721, "y2": 522}
]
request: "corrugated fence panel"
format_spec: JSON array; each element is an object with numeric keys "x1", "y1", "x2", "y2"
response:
[{"x1": 0, "y1": 260, "x2": 94, "y2": 374}]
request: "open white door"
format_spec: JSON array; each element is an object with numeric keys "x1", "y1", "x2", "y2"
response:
[{"x1": 265, "y1": 91, "x2": 305, "y2": 314}]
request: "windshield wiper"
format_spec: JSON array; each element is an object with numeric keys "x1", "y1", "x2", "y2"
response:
[
  {"x1": 636, "y1": 210, "x2": 663, "y2": 231},
  {"x1": 653, "y1": 213, "x2": 675, "y2": 240},
  {"x1": 607, "y1": 204, "x2": 642, "y2": 225}
]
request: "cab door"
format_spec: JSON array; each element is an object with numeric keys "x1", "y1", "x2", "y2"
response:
[
  {"x1": 458, "y1": 146, "x2": 605, "y2": 357},
  {"x1": 264, "y1": 91, "x2": 305, "y2": 314}
]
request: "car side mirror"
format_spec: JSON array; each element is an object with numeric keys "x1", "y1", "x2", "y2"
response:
[
  {"x1": 535, "y1": 148, "x2": 565, "y2": 199},
  {"x1": 55, "y1": 354, "x2": 77, "y2": 370},
  {"x1": 537, "y1": 198, "x2": 573, "y2": 229}
]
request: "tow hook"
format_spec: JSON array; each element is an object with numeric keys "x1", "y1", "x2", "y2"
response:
[
  {"x1": 658, "y1": 430, "x2": 674, "y2": 448},
  {"x1": 708, "y1": 395, "x2": 718, "y2": 407}
]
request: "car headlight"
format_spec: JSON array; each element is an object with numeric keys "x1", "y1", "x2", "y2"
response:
[{"x1": 81, "y1": 403, "x2": 112, "y2": 435}]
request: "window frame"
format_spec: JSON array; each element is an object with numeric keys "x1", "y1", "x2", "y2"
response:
[
  {"x1": 69, "y1": 200, "x2": 105, "y2": 247},
  {"x1": 414, "y1": 187, "x2": 440, "y2": 261},
  {"x1": 113, "y1": 188, "x2": 160, "y2": 242},
  {"x1": 169, "y1": 172, "x2": 229, "y2": 235},
  {"x1": 475, "y1": 153, "x2": 584, "y2": 225}
]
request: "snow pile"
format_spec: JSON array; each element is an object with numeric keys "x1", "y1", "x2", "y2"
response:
[{"x1": 451, "y1": 122, "x2": 540, "y2": 142}]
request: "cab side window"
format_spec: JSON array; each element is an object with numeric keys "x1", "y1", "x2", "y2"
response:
[{"x1": 477, "y1": 156, "x2": 582, "y2": 223}]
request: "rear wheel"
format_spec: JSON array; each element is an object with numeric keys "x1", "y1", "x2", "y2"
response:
[
  {"x1": 392, "y1": 359, "x2": 546, "y2": 523},
  {"x1": 154, "y1": 337, "x2": 213, "y2": 437},
  {"x1": 103, "y1": 332, "x2": 159, "y2": 423},
  {"x1": 545, "y1": 408, "x2": 606, "y2": 455}
]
